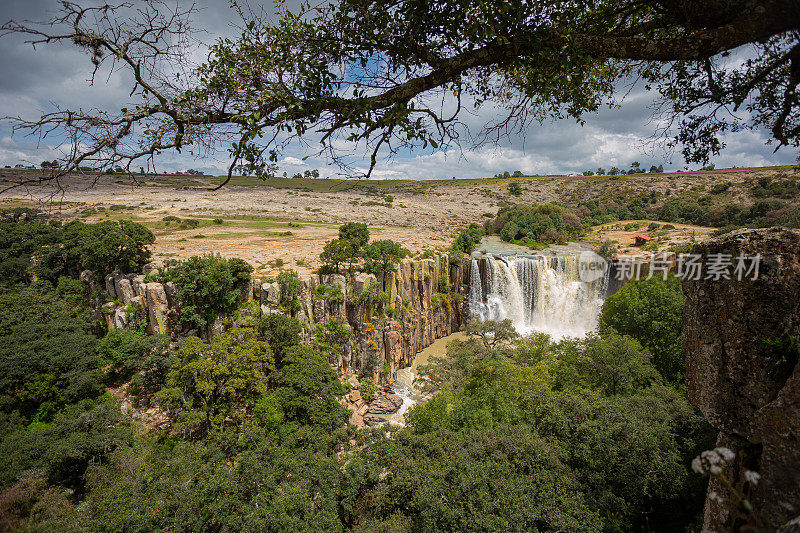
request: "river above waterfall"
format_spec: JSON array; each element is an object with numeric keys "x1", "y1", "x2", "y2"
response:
[{"x1": 476, "y1": 236, "x2": 596, "y2": 256}]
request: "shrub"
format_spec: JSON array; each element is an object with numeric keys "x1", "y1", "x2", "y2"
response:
[
  {"x1": 276, "y1": 269, "x2": 301, "y2": 312},
  {"x1": 163, "y1": 254, "x2": 253, "y2": 333},
  {"x1": 450, "y1": 223, "x2": 484, "y2": 253}
]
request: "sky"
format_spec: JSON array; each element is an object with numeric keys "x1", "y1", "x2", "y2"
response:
[{"x1": 0, "y1": 0, "x2": 796, "y2": 180}]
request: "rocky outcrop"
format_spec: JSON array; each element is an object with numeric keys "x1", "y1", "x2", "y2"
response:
[
  {"x1": 260, "y1": 253, "x2": 470, "y2": 383},
  {"x1": 683, "y1": 227, "x2": 800, "y2": 531},
  {"x1": 95, "y1": 252, "x2": 469, "y2": 384}
]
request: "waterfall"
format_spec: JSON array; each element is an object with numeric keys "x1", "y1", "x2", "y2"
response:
[{"x1": 469, "y1": 254, "x2": 609, "y2": 340}]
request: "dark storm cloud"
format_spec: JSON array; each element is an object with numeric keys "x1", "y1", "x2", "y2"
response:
[{"x1": 0, "y1": 0, "x2": 795, "y2": 177}]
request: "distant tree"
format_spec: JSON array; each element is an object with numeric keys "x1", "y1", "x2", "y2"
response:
[
  {"x1": 291, "y1": 172, "x2": 303, "y2": 178},
  {"x1": 450, "y1": 223, "x2": 484, "y2": 254},
  {"x1": 609, "y1": 166, "x2": 621, "y2": 175},
  {"x1": 276, "y1": 269, "x2": 302, "y2": 313},
  {"x1": 466, "y1": 319, "x2": 519, "y2": 350},
  {"x1": 363, "y1": 239, "x2": 408, "y2": 288},
  {"x1": 583, "y1": 170, "x2": 595, "y2": 176},
  {"x1": 512, "y1": 170, "x2": 523, "y2": 177},
  {"x1": 311, "y1": 169, "x2": 320, "y2": 178},
  {"x1": 339, "y1": 222, "x2": 369, "y2": 257},
  {"x1": 596, "y1": 168, "x2": 606, "y2": 175},
  {"x1": 657, "y1": 164, "x2": 664, "y2": 173},
  {"x1": 630, "y1": 162, "x2": 641, "y2": 173}
]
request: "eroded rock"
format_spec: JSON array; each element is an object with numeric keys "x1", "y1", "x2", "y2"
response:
[{"x1": 683, "y1": 227, "x2": 800, "y2": 530}]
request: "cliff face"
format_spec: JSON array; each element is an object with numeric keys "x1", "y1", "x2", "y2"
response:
[
  {"x1": 263, "y1": 253, "x2": 471, "y2": 381},
  {"x1": 96, "y1": 253, "x2": 470, "y2": 382},
  {"x1": 683, "y1": 227, "x2": 800, "y2": 531}
]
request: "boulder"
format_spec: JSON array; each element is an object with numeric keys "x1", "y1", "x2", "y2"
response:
[
  {"x1": 113, "y1": 308, "x2": 129, "y2": 329},
  {"x1": 144, "y1": 282, "x2": 170, "y2": 335},
  {"x1": 164, "y1": 281, "x2": 178, "y2": 308},
  {"x1": 261, "y1": 282, "x2": 280, "y2": 307},
  {"x1": 115, "y1": 277, "x2": 135, "y2": 305},
  {"x1": 348, "y1": 412, "x2": 365, "y2": 428},
  {"x1": 236, "y1": 277, "x2": 253, "y2": 303},
  {"x1": 104, "y1": 274, "x2": 116, "y2": 299},
  {"x1": 363, "y1": 414, "x2": 386, "y2": 426},
  {"x1": 683, "y1": 227, "x2": 800, "y2": 531},
  {"x1": 366, "y1": 393, "x2": 403, "y2": 415},
  {"x1": 349, "y1": 389, "x2": 362, "y2": 402}
]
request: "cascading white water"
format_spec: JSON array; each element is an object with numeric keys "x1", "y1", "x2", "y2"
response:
[
  {"x1": 469, "y1": 254, "x2": 608, "y2": 339},
  {"x1": 387, "y1": 253, "x2": 609, "y2": 426}
]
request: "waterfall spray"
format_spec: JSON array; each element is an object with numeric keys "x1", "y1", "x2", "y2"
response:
[{"x1": 469, "y1": 254, "x2": 609, "y2": 339}]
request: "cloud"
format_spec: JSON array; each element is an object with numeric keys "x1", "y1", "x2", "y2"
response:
[
  {"x1": 0, "y1": 0, "x2": 795, "y2": 178},
  {"x1": 280, "y1": 157, "x2": 307, "y2": 167}
]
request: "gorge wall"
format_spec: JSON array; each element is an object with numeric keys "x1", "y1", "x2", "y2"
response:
[
  {"x1": 94, "y1": 253, "x2": 470, "y2": 383},
  {"x1": 683, "y1": 227, "x2": 800, "y2": 531}
]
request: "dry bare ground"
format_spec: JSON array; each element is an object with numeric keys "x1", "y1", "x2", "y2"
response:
[{"x1": 0, "y1": 166, "x2": 794, "y2": 275}]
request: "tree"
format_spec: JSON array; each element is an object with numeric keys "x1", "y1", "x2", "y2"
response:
[
  {"x1": 269, "y1": 344, "x2": 348, "y2": 430},
  {"x1": 156, "y1": 328, "x2": 274, "y2": 436},
  {"x1": 609, "y1": 166, "x2": 621, "y2": 175},
  {"x1": 4, "y1": 1, "x2": 797, "y2": 189},
  {"x1": 338, "y1": 222, "x2": 370, "y2": 250},
  {"x1": 338, "y1": 222, "x2": 369, "y2": 271},
  {"x1": 72, "y1": 220, "x2": 155, "y2": 276},
  {"x1": 0, "y1": 281, "x2": 101, "y2": 423},
  {"x1": 450, "y1": 223, "x2": 484, "y2": 254},
  {"x1": 257, "y1": 313, "x2": 302, "y2": 366},
  {"x1": 363, "y1": 239, "x2": 407, "y2": 287},
  {"x1": 466, "y1": 319, "x2": 519, "y2": 350},
  {"x1": 163, "y1": 254, "x2": 253, "y2": 334},
  {"x1": 319, "y1": 238, "x2": 349, "y2": 274},
  {"x1": 313, "y1": 318, "x2": 352, "y2": 366},
  {"x1": 556, "y1": 333, "x2": 661, "y2": 395},
  {"x1": 599, "y1": 275, "x2": 686, "y2": 383},
  {"x1": 276, "y1": 269, "x2": 302, "y2": 313}
]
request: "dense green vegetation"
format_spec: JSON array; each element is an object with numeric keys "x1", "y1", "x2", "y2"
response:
[
  {"x1": 486, "y1": 203, "x2": 584, "y2": 245},
  {"x1": 487, "y1": 178, "x2": 800, "y2": 246},
  {"x1": 0, "y1": 234, "x2": 718, "y2": 532},
  {"x1": 162, "y1": 253, "x2": 253, "y2": 334},
  {"x1": 600, "y1": 276, "x2": 686, "y2": 384},
  {"x1": 0, "y1": 209, "x2": 154, "y2": 284}
]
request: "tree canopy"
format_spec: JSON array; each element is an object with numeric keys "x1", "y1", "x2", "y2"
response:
[{"x1": 2, "y1": 0, "x2": 798, "y2": 188}]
